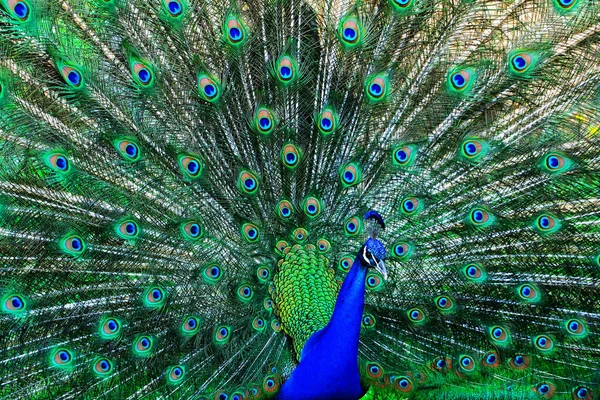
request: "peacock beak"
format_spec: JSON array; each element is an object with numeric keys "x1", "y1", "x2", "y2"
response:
[{"x1": 362, "y1": 246, "x2": 388, "y2": 280}]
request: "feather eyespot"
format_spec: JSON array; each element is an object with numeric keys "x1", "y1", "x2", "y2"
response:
[
  {"x1": 116, "y1": 220, "x2": 139, "y2": 239},
  {"x1": 144, "y1": 287, "x2": 165, "y2": 307},
  {"x1": 488, "y1": 326, "x2": 510, "y2": 346},
  {"x1": 281, "y1": 144, "x2": 302, "y2": 169},
  {"x1": 236, "y1": 284, "x2": 253, "y2": 302},
  {"x1": 178, "y1": 155, "x2": 202, "y2": 179},
  {"x1": 431, "y1": 357, "x2": 451, "y2": 372},
  {"x1": 510, "y1": 52, "x2": 533, "y2": 73},
  {"x1": 366, "y1": 273, "x2": 384, "y2": 291},
  {"x1": 339, "y1": 255, "x2": 353, "y2": 272},
  {"x1": 254, "y1": 107, "x2": 276, "y2": 135},
  {"x1": 8, "y1": 0, "x2": 30, "y2": 21},
  {"x1": 277, "y1": 200, "x2": 293, "y2": 219},
  {"x1": 225, "y1": 16, "x2": 246, "y2": 45},
  {"x1": 509, "y1": 354, "x2": 530, "y2": 370},
  {"x1": 362, "y1": 313, "x2": 376, "y2": 328},
  {"x1": 167, "y1": 365, "x2": 185, "y2": 384},
  {"x1": 517, "y1": 283, "x2": 540, "y2": 302},
  {"x1": 270, "y1": 318, "x2": 281, "y2": 332},
  {"x1": 401, "y1": 196, "x2": 422, "y2": 215},
  {"x1": 533, "y1": 335, "x2": 554, "y2": 352},
  {"x1": 393, "y1": 376, "x2": 413, "y2": 392},
  {"x1": 392, "y1": 144, "x2": 417, "y2": 167},
  {"x1": 534, "y1": 382, "x2": 556, "y2": 399},
  {"x1": 163, "y1": 0, "x2": 184, "y2": 17},
  {"x1": 555, "y1": 0, "x2": 578, "y2": 10},
  {"x1": 115, "y1": 139, "x2": 140, "y2": 162},
  {"x1": 434, "y1": 296, "x2": 454, "y2": 312},
  {"x1": 391, "y1": 0, "x2": 412, "y2": 10},
  {"x1": 263, "y1": 297, "x2": 273, "y2": 312},
  {"x1": 340, "y1": 163, "x2": 361, "y2": 187},
  {"x1": 130, "y1": 61, "x2": 154, "y2": 87},
  {"x1": 60, "y1": 65, "x2": 83, "y2": 88},
  {"x1": 292, "y1": 227, "x2": 308, "y2": 243},
  {"x1": 275, "y1": 240, "x2": 289, "y2": 255},
  {"x1": 93, "y1": 357, "x2": 113, "y2": 376},
  {"x1": 393, "y1": 242, "x2": 413, "y2": 260},
  {"x1": 180, "y1": 221, "x2": 203, "y2": 241},
  {"x1": 100, "y1": 317, "x2": 121, "y2": 338},
  {"x1": 251, "y1": 316, "x2": 266, "y2": 332},
  {"x1": 482, "y1": 351, "x2": 501, "y2": 368},
  {"x1": 60, "y1": 234, "x2": 86, "y2": 257},
  {"x1": 214, "y1": 325, "x2": 231, "y2": 344},
  {"x1": 181, "y1": 316, "x2": 200, "y2": 335},
  {"x1": 2, "y1": 294, "x2": 26, "y2": 314},
  {"x1": 317, "y1": 107, "x2": 339, "y2": 135},
  {"x1": 534, "y1": 213, "x2": 561, "y2": 233},
  {"x1": 263, "y1": 375, "x2": 280, "y2": 393},
  {"x1": 468, "y1": 207, "x2": 495, "y2": 227},
  {"x1": 463, "y1": 263, "x2": 486, "y2": 282},
  {"x1": 302, "y1": 197, "x2": 322, "y2": 218},
  {"x1": 344, "y1": 216, "x2": 362, "y2": 236},
  {"x1": 238, "y1": 170, "x2": 259, "y2": 195},
  {"x1": 133, "y1": 336, "x2": 153, "y2": 355},
  {"x1": 407, "y1": 308, "x2": 425, "y2": 323},
  {"x1": 449, "y1": 69, "x2": 474, "y2": 93},
  {"x1": 203, "y1": 264, "x2": 223, "y2": 284},
  {"x1": 366, "y1": 75, "x2": 388, "y2": 101},
  {"x1": 316, "y1": 238, "x2": 330, "y2": 253},
  {"x1": 276, "y1": 56, "x2": 298, "y2": 84},
  {"x1": 256, "y1": 266, "x2": 270, "y2": 282},
  {"x1": 241, "y1": 223, "x2": 260, "y2": 243},
  {"x1": 338, "y1": 17, "x2": 362, "y2": 48},
  {"x1": 572, "y1": 387, "x2": 593, "y2": 400},
  {"x1": 458, "y1": 355, "x2": 475, "y2": 372},
  {"x1": 51, "y1": 348, "x2": 73, "y2": 367},
  {"x1": 542, "y1": 153, "x2": 571, "y2": 173},
  {"x1": 460, "y1": 139, "x2": 488, "y2": 161},
  {"x1": 366, "y1": 362, "x2": 384, "y2": 379},
  {"x1": 46, "y1": 153, "x2": 70, "y2": 173},
  {"x1": 564, "y1": 318, "x2": 587, "y2": 338},
  {"x1": 197, "y1": 74, "x2": 221, "y2": 103}
]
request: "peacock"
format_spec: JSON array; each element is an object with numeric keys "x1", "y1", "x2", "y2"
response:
[{"x1": 0, "y1": 0, "x2": 599, "y2": 398}]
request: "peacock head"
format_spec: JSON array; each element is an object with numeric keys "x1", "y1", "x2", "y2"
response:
[{"x1": 359, "y1": 211, "x2": 387, "y2": 279}]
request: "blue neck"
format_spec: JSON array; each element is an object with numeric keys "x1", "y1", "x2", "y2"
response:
[{"x1": 278, "y1": 255, "x2": 368, "y2": 400}]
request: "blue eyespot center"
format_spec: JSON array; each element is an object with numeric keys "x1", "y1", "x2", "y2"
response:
[
  {"x1": 577, "y1": 388, "x2": 588, "y2": 398},
  {"x1": 229, "y1": 27, "x2": 242, "y2": 41},
  {"x1": 56, "y1": 156, "x2": 68, "y2": 171},
  {"x1": 173, "y1": 367, "x2": 182, "y2": 376},
  {"x1": 282, "y1": 208, "x2": 290, "y2": 216},
  {"x1": 14, "y1": 2, "x2": 28, "y2": 18},
  {"x1": 467, "y1": 266, "x2": 477, "y2": 277},
  {"x1": 514, "y1": 355, "x2": 524, "y2": 365},
  {"x1": 410, "y1": 310, "x2": 420, "y2": 319},
  {"x1": 539, "y1": 385, "x2": 549, "y2": 394},
  {"x1": 343, "y1": 28, "x2": 357, "y2": 40},
  {"x1": 438, "y1": 298, "x2": 447, "y2": 307},
  {"x1": 190, "y1": 224, "x2": 200, "y2": 236},
  {"x1": 259, "y1": 117, "x2": 271, "y2": 130},
  {"x1": 486, "y1": 354, "x2": 496, "y2": 363},
  {"x1": 248, "y1": 228, "x2": 257, "y2": 238},
  {"x1": 399, "y1": 379, "x2": 408, "y2": 388},
  {"x1": 100, "y1": 360, "x2": 110, "y2": 371},
  {"x1": 187, "y1": 160, "x2": 199, "y2": 174},
  {"x1": 538, "y1": 337, "x2": 547, "y2": 346},
  {"x1": 437, "y1": 359, "x2": 446, "y2": 368},
  {"x1": 211, "y1": 267, "x2": 220, "y2": 277},
  {"x1": 280, "y1": 66, "x2": 292, "y2": 79},
  {"x1": 347, "y1": 222, "x2": 356, "y2": 232},
  {"x1": 168, "y1": 1, "x2": 182, "y2": 14},
  {"x1": 344, "y1": 171, "x2": 354, "y2": 182},
  {"x1": 286, "y1": 152, "x2": 297, "y2": 164},
  {"x1": 267, "y1": 379, "x2": 275, "y2": 388},
  {"x1": 461, "y1": 357, "x2": 471, "y2": 366},
  {"x1": 548, "y1": 156, "x2": 559, "y2": 168},
  {"x1": 369, "y1": 83, "x2": 382, "y2": 96},
  {"x1": 404, "y1": 200, "x2": 414, "y2": 211},
  {"x1": 11, "y1": 297, "x2": 23, "y2": 309},
  {"x1": 204, "y1": 84, "x2": 216, "y2": 97},
  {"x1": 452, "y1": 73, "x2": 465, "y2": 87},
  {"x1": 107, "y1": 320, "x2": 117, "y2": 331},
  {"x1": 512, "y1": 56, "x2": 526, "y2": 70},
  {"x1": 71, "y1": 238, "x2": 82, "y2": 251},
  {"x1": 220, "y1": 328, "x2": 228, "y2": 336},
  {"x1": 473, "y1": 210, "x2": 484, "y2": 222},
  {"x1": 368, "y1": 277, "x2": 376, "y2": 286},
  {"x1": 493, "y1": 328, "x2": 502, "y2": 338},
  {"x1": 396, "y1": 149, "x2": 407, "y2": 161},
  {"x1": 152, "y1": 289, "x2": 162, "y2": 300},
  {"x1": 466, "y1": 143, "x2": 477, "y2": 155},
  {"x1": 569, "y1": 321, "x2": 579, "y2": 332},
  {"x1": 125, "y1": 144, "x2": 137, "y2": 157},
  {"x1": 319, "y1": 244, "x2": 325, "y2": 250},
  {"x1": 521, "y1": 286, "x2": 531, "y2": 296},
  {"x1": 67, "y1": 71, "x2": 81, "y2": 85},
  {"x1": 187, "y1": 318, "x2": 197, "y2": 328},
  {"x1": 395, "y1": 245, "x2": 405, "y2": 255},
  {"x1": 539, "y1": 216, "x2": 550, "y2": 228},
  {"x1": 141, "y1": 338, "x2": 150, "y2": 348},
  {"x1": 126, "y1": 222, "x2": 136, "y2": 234},
  {"x1": 307, "y1": 204, "x2": 316, "y2": 213},
  {"x1": 244, "y1": 178, "x2": 256, "y2": 190},
  {"x1": 138, "y1": 68, "x2": 150, "y2": 83},
  {"x1": 321, "y1": 117, "x2": 332, "y2": 130},
  {"x1": 59, "y1": 350, "x2": 70, "y2": 362}
]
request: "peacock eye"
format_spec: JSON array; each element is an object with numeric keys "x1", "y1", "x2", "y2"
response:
[
  {"x1": 317, "y1": 107, "x2": 339, "y2": 135},
  {"x1": 9, "y1": 0, "x2": 30, "y2": 21},
  {"x1": 52, "y1": 348, "x2": 74, "y2": 367},
  {"x1": 178, "y1": 155, "x2": 202, "y2": 179},
  {"x1": 340, "y1": 163, "x2": 361, "y2": 187},
  {"x1": 241, "y1": 223, "x2": 260, "y2": 243},
  {"x1": 238, "y1": 170, "x2": 259, "y2": 194},
  {"x1": 93, "y1": 357, "x2": 113, "y2": 375},
  {"x1": 226, "y1": 17, "x2": 246, "y2": 45},
  {"x1": 144, "y1": 287, "x2": 165, "y2": 307},
  {"x1": 236, "y1": 284, "x2": 253, "y2": 302},
  {"x1": 303, "y1": 196, "x2": 322, "y2": 217},
  {"x1": 282, "y1": 144, "x2": 302, "y2": 169},
  {"x1": 254, "y1": 107, "x2": 276, "y2": 135},
  {"x1": 100, "y1": 317, "x2": 121, "y2": 338},
  {"x1": 276, "y1": 56, "x2": 297, "y2": 84},
  {"x1": 167, "y1": 365, "x2": 185, "y2": 383},
  {"x1": 339, "y1": 17, "x2": 362, "y2": 47},
  {"x1": 3, "y1": 294, "x2": 26, "y2": 314},
  {"x1": 401, "y1": 196, "x2": 422, "y2": 215}
]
